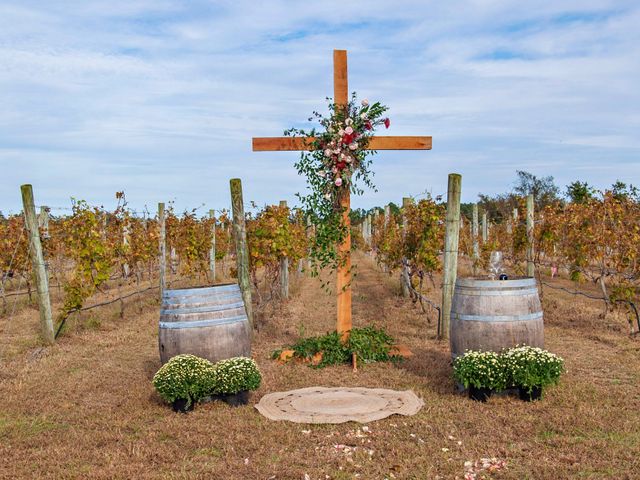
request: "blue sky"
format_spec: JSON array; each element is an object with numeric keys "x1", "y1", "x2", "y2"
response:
[{"x1": 1, "y1": 1, "x2": 639, "y2": 215}]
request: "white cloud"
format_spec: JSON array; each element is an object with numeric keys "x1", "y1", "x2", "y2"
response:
[{"x1": 1, "y1": 0, "x2": 639, "y2": 213}]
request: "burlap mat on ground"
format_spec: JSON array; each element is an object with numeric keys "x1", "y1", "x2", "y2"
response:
[{"x1": 255, "y1": 386, "x2": 424, "y2": 424}]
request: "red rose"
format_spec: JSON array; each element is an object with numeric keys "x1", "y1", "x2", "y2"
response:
[
  {"x1": 342, "y1": 133, "x2": 354, "y2": 144},
  {"x1": 365, "y1": 120, "x2": 372, "y2": 130},
  {"x1": 384, "y1": 118, "x2": 390, "y2": 129},
  {"x1": 336, "y1": 161, "x2": 347, "y2": 171}
]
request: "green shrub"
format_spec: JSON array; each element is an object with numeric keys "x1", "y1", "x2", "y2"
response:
[
  {"x1": 152, "y1": 354, "x2": 217, "y2": 407},
  {"x1": 211, "y1": 357, "x2": 262, "y2": 395},
  {"x1": 273, "y1": 326, "x2": 400, "y2": 368},
  {"x1": 453, "y1": 350, "x2": 507, "y2": 390},
  {"x1": 502, "y1": 345, "x2": 564, "y2": 393},
  {"x1": 349, "y1": 326, "x2": 396, "y2": 363}
]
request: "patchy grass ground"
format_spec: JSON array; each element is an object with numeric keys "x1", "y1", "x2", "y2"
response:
[{"x1": 1, "y1": 253, "x2": 639, "y2": 479}]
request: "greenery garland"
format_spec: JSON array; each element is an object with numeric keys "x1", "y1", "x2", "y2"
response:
[{"x1": 285, "y1": 93, "x2": 389, "y2": 286}]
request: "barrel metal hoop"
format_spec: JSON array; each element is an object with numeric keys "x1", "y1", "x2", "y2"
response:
[
  {"x1": 163, "y1": 291, "x2": 240, "y2": 301},
  {"x1": 453, "y1": 288, "x2": 539, "y2": 296},
  {"x1": 455, "y1": 278, "x2": 536, "y2": 288},
  {"x1": 159, "y1": 315, "x2": 248, "y2": 329},
  {"x1": 453, "y1": 312, "x2": 543, "y2": 322},
  {"x1": 160, "y1": 301, "x2": 245, "y2": 315},
  {"x1": 162, "y1": 284, "x2": 239, "y2": 297}
]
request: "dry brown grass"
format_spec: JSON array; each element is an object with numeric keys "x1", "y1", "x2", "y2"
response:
[{"x1": 1, "y1": 253, "x2": 639, "y2": 479}]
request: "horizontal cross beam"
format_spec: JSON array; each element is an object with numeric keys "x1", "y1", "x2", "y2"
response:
[{"x1": 252, "y1": 136, "x2": 432, "y2": 152}]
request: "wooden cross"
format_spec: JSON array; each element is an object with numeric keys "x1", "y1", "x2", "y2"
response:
[{"x1": 252, "y1": 49, "x2": 432, "y2": 337}]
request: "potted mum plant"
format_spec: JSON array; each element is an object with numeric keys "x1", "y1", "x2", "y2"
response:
[
  {"x1": 211, "y1": 357, "x2": 262, "y2": 406},
  {"x1": 152, "y1": 354, "x2": 217, "y2": 413},
  {"x1": 453, "y1": 350, "x2": 507, "y2": 402},
  {"x1": 503, "y1": 345, "x2": 564, "y2": 401}
]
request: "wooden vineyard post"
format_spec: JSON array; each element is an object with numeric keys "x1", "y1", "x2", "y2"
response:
[
  {"x1": 401, "y1": 197, "x2": 412, "y2": 297},
  {"x1": 158, "y1": 203, "x2": 166, "y2": 300},
  {"x1": 306, "y1": 216, "x2": 312, "y2": 271},
  {"x1": 251, "y1": 49, "x2": 432, "y2": 338},
  {"x1": 122, "y1": 222, "x2": 130, "y2": 278},
  {"x1": 482, "y1": 211, "x2": 488, "y2": 243},
  {"x1": 472, "y1": 204, "x2": 479, "y2": 275},
  {"x1": 526, "y1": 194, "x2": 535, "y2": 277},
  {"x1": 20, "y1": 184, "x2": 54, "y2": 344},
  {"x1": 209, "y1": 209, "x2": 216, "y2": 283},
  {"x1": 441, "y1": 174, "x2": 462, "y2": 341},
  {"x1": 230, "y1": 179, "x2": 254, "y2": 330},
  {"x1": 279, "y1": 200, "x2": 289, "y2": 300},
  {"x1": 38, "y1": 206, "x2": 50, "y2": 238}
]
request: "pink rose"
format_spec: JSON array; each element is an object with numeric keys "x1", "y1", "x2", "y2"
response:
[
  {"x1": 349, "y1": 143, "x2": 357, "y2": 150},
  {"x1": 324, "y1": 149, "x2": 332, "y2": 157},
  {"x1": 344, "y1": 126, "x2": 353, "y2": 135},
  {"x1": 335, "y1": 177, "x2": 343, "y2": 187}
]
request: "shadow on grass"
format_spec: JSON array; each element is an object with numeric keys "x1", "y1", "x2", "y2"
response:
[
  {"x1": 143, "y1": 358, "x2": 161, "y2": 381},
  {"x1": 395, "y1": 346, "x2": 455, "y2": 395}
]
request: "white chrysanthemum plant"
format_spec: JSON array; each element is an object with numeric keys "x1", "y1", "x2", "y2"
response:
[
  {"x1": 502, "y1": 345, "x2": 564, "y2": 394},
  {"x1": 211, "y1": 357, "x2": 262, "y2": 395},
  {"x1": 152, "y1": 354, "x2": 217, "y2": 407},
  {"x1": 452, "y1": 350, "x2": 508, "y2": 391}
]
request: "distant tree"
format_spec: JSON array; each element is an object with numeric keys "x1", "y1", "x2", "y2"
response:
[
  {"x1": 513, "y1": 170, "x2": 560, "y2": 207},
  {"x1": 349, "y1": 208, "x2": 367, "y2": 224},
  {"x1": 477, "y1": 192, "x2": 519, "y2": 224},
  {"x1": 460, "y1": 203, "x2": 474, "y2": 221},
  {"x1": 565, "y1": 181, "x2": 596, "y2": 204},
  {"x1": 388, "y1": 202, "x2": 401, "y2": 216},
  {"x1": 610, "y1": 180, "x2": 639, "y2": 202}
]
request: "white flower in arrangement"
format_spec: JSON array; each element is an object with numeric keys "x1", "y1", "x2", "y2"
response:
[
  {"x1": 324, "y1": 149, "x2": 332, "y2": 157},
  {"x1": 349, "y1": 143, "x2": 357, "y2": 150},
  {"x1": 333, "y1": 148, "x2": 341, "y2": 155},
  {"x1": 344, "y1": 126, "x2": 354, "y2": 135},
  {"x1": 346, "y1": 156, "x2": 353, "y2": 163},
  {"x1": 345, "y1": 118, "x2": 353, "y2": 126},
  {"x1": 324, "y1": 193, "x2": 331, "y2": 200},
  {"x1": 318, "y1": 171, "x2": 326, "y2": 177},
  {"x1": 338, "y1": 129, "x2": 345, "y2": 136},
  {"x1": 361, "y1": 98, "x2": 369, "y2": 106},
  {"x1": 335, "y1": 177, "x2": 343, "y2": 187},
  {"x1": 360, "y1": 113, "x2": 367, "y2": 120}
]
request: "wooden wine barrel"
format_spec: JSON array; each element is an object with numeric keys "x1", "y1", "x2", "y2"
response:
[
  {"x1": 450, "y1": 277, "x2": 544, "y2": 358},
  {"x1": 159, "y1": 283, "x2": 251, "y2": 364}
]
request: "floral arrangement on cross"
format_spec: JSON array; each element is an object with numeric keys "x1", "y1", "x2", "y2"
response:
[{"x1": 285, "y1": 93, "x2": 390, "y2": 284}]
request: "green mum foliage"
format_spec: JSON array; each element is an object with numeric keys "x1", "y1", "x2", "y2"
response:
[
  {"x1": 453, "y1": 350, "x2": 508, "y2": 391},
  {"x1": 152, "y1": 354, "x2": 217, "y2": 406},
  {"x1": 211, "y1": 357, "x2": 262, "y2": 395},
  {"x1": 502, "y1": 345, "x2": 564, "y2": 393}
]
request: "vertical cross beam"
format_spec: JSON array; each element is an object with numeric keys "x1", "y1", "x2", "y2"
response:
[{"x1": 333, "y1": 50, "x2": 352, "y2": 338}]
